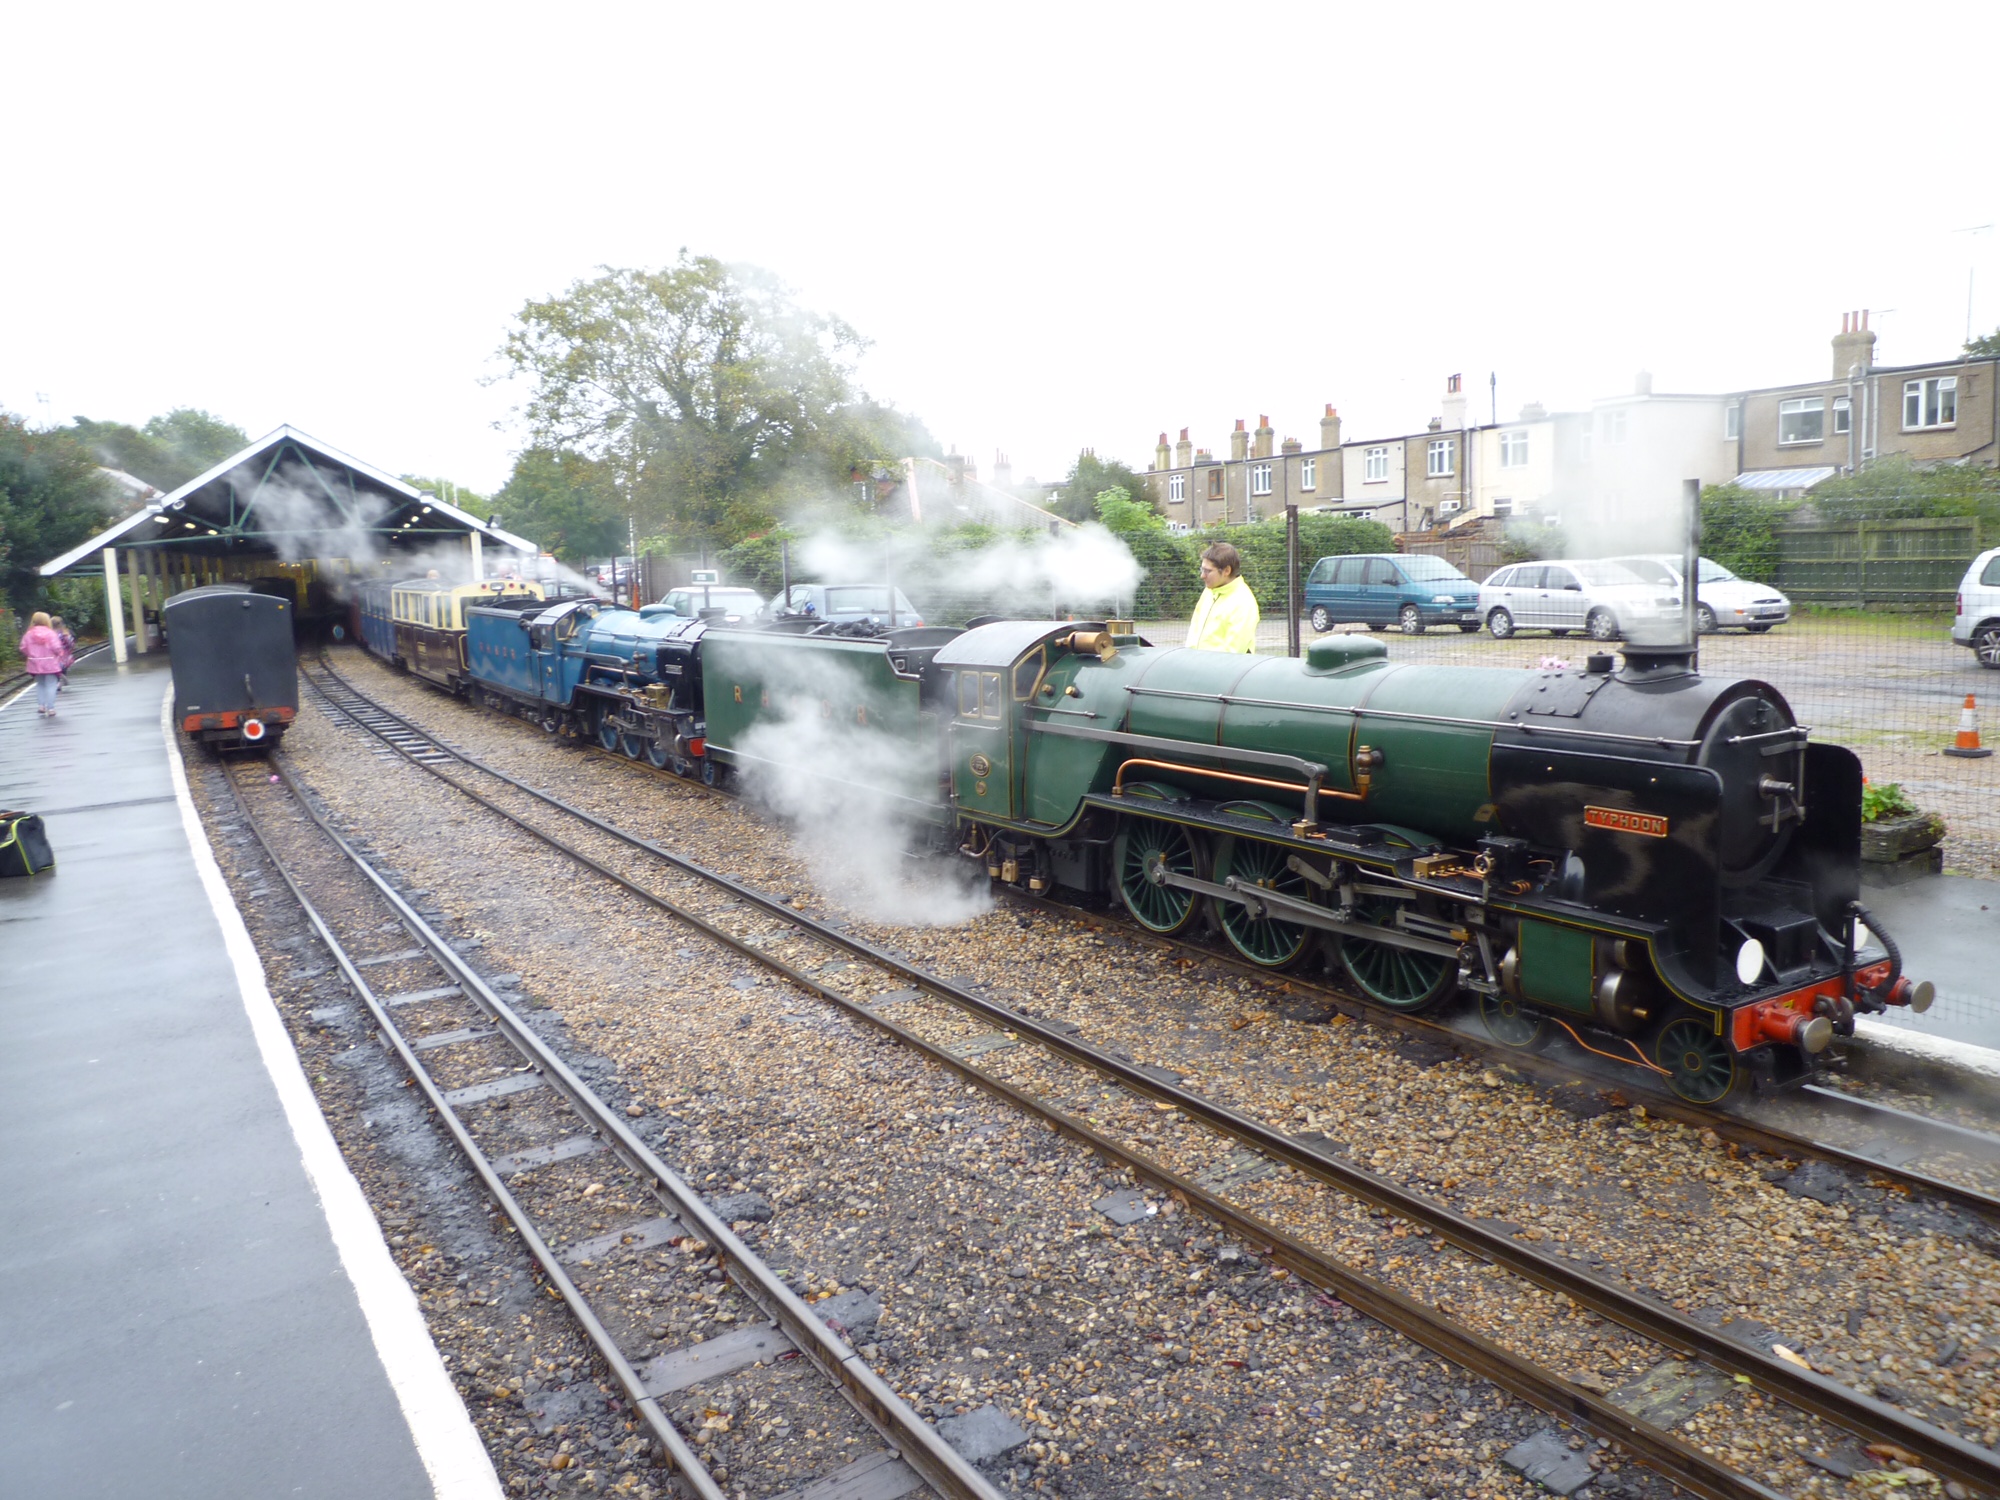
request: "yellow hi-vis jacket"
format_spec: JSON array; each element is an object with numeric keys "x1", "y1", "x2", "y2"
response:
[{"x1": 1186, "y1": 575, "x2": 1260, "y2": 653}]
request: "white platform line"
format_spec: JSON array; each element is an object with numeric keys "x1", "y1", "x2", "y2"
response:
[{"x1": 160, "y1": 684, "x2": 503, "y2": 1500}]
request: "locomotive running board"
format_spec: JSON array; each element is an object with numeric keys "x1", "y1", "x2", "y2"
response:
[{"x1": 1149, "y1": 866, "x2": 1467, "y2": 959}]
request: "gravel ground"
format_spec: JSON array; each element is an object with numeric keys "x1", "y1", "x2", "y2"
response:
[
  {"x1": 302, "y1": 646, "x2": 2000, "y2": 1495},
  {"x1": 269, "y1": 652, "x2": 1699, "y2": 1499}
]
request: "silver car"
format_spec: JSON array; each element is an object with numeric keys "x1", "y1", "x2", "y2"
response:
[
  {"x1": 1600, "y1": 555, "x2": 1790, "y2": 633},
  {"x1": 1479, "y1": 559, "x2": 1679, "y2": 641}
]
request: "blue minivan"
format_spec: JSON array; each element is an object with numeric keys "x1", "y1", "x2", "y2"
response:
[{"x1": 1302, "y1": 552, "x2": 1482, "y2": 635}]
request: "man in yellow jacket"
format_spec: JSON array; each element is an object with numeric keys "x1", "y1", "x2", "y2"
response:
[{"x1": 1186, "y1": 542, "x2": 1260, "y2": 652}]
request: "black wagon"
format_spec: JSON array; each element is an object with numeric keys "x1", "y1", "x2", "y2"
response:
[{"x1": 164, "y1": 585, "x2": 299, "y2": 750}]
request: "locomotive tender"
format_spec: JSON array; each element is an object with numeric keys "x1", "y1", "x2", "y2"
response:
[{"x1": 360, "y1": 589, "x2": 1931, "y2": 1103}]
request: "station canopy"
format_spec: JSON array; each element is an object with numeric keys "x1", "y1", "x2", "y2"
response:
[{"x1": 39, "y1": 425, "x2": 536, "y2": 577}]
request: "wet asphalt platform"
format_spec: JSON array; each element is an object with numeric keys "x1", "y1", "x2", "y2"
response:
[{"x1": 0, "y1": 650, "x2": 495, "y2": 1498}]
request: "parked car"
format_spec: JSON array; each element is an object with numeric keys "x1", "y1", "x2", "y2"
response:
[
  {"x1": 1478, "y1": 559, "x2": 1679, "y2": 641},
  {"x1": 1600, "y1": 555, "x2": 1790, "y2": 633},
  {"x1": 774, "y1": 583, "x2": 924, "y2": 627},
  {"x1": 649, "y1": 584, "x2": 764, "y2": 623},
  {"x1": 1302, "y1": 552, "x2": 1482, "y2": 635},
  {"x1": 1953, "y1": 547, "x2": 2000, "y2": 668}
]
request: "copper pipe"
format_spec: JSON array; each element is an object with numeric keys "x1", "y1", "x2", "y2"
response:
[
  {"x1": 1551, "y1": 1016, "x2": 1670, "y2": 1077},
  {"x1": 1111, "y1": 757, "x2": 1365, "y2": 803}
]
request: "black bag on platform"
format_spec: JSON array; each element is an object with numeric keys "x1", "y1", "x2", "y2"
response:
[{"x1": 0, "y1": 811, "x2": 55, "y2": 877}]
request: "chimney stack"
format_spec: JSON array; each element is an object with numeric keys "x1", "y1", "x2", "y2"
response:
[
  {"x1": 1253, "y1": 413, "x2": 1275, "y2": 458},
  {"x1": 1320, "y1": 403, "x2": 1342, "y2": 451},
  {"x1": 1230, "y1": 419, "x2": 1249, "y2": 462},
  {"x1": 1832, "y1": 309, "x2": 1877, "y2": 379},
  {"x1": 994, "y1": 450, "x2": 1013, "y2": 489},
  {"x1": 1441, "y1": 374, "x2": 1467, "y2": 432},
  {"x1": 1174, "y1": 427, "x2": 1192, "y2": 468},
  {"x1": 1633, "y1": 370, "x2": 1653, "y2": 396},
  {"x1": 1153, "y1": 433, "x2": 1170, "y2": 472}
]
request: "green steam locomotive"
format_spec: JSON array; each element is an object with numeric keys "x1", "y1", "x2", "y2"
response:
[{"x1": 698, "y1": 618, "x2": 1932, "y2": 1105}]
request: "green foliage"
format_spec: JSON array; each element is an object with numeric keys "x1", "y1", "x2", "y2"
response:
[
  {"x1": 0, "y1": 415, "x2": 119, "y2": 617},
  {"x1": 1499, "y1": 520, "x2": 1571, "y2": 565},
  {"x1": 1699, "y1": 483, "x2": 1794, "y2": 584},
  {"x1": 1092, "y1": 486, "x2": 1164, "y2": 535},
  {"x1": 501, "y1": 252, "x2": 928, "y2": 549},
  {"x1": 1810, "y1": 454, "x2": 2000, "y2": 523},
  {"x1": 67, "y1": 408, "x2": 248, "y2": 492},
  {"x1": 1216, "y1": 515, "x2": 1395, "y2": 612},
  {"x1": 491, "y1": 447, "x2": 625, "y2": 562},
  {"x1": 1055, "y1": 452, "x2": 1153, "y2": 523},
  {"x1": 1967, "y1": 327, "x2": 2000, "y2": 358},
  {"x1": 1861, "y1": 782, "x2": 1917, "y2": 822}
]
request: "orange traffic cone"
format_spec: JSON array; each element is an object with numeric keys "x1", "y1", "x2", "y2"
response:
[{"x1": 1945, "y1": 694, "x2": 1993, "y2": 759}]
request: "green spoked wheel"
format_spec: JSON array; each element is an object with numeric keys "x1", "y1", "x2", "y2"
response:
[
  {"x1": 1214, "y1": 838, "x2": 1311, "y2": 968},
  {"x1": 1335, "y1": 897, "x2": 1457, "y2": 1011},
  {"x1": 1479, "y1": 990, "x2": 1549, "y2": 1049},
  {"x1": 1113, "y1": 820, "x2": 1205, "y2": 935},
  {"x1": 1655, "y1": 1016, "x2": 1740, "y2": 1104}
]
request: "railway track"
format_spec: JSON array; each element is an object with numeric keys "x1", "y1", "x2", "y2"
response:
[
  {"x1": 300, "y1": 652, "x2": 2000, "y2": 1497},
  {"x1": 329, "y1": 648, "x2": 2000, "y2": 1224},
  {"x1": 223, "y1": 753, "x2": 1004, "y2": 1500}
]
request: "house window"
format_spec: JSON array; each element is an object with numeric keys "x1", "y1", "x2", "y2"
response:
[
  {"x1": 1427, "y1": 439, "x2": 1454, "y2": 477},
  {"x1": 1724, "y1": 403, "x2": 1742, "y2": 440},
  {"x1": 1904, "y1": 376, "x2": 1958, "y2": 430},
  {"x1": 1492, "y1": 497, "x2": 1514, "y2": 518},
  {"x1": 1299, "y1": 457, "x2": 1316, "y2": 491},
  {"x1": 1250, "y1": 462, "x2": 1273, "y2": 497},
  {"x1": 1364, "y1": 447, "x2": 1389, "y2": 482},
  {"x1": 1778, "y1": 396, "x2": 1825, "y2": 445},
  {"x1": 1207, "y1": 467, "x2": 1223, "y2": 500},
  {"x1": 1167, "y1": 473, "x2": 1185, "y2": 503},
  {"x1": 1833, "y1": 396, "x2": 1851, "y2": 435},
  {"x1": 1601, "y1": 408, "x2": 1627, "y2": 443},
  {"x1": 1500, "y1": 430, "x2": 1528, "y2": 468},
  {"x1": 1439, "y1": 498, "x2": 1462, "y2": 514}
]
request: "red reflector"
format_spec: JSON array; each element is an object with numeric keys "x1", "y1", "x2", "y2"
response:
[
  {"x1": 688, "y1": 738, "x2": 706, "y2": 757},
  {"x1": 242, "y1": 718, "x2": 266, "y2": 741}
]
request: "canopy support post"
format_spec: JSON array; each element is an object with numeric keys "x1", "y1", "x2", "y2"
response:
[
  {"x1": 127, "y1": 549, "x2": 149, "y2": 654},
  {"x1": 103, "y1": 548, "x2": 128, "y2": 663}
]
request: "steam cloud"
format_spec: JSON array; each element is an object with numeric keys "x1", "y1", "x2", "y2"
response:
[
  {"x1": 730, "y1": 635, "x2": 990, "y2": 928},
  {"x1": 795, "y1": 523, "x2": 1144, "y2": 619}
]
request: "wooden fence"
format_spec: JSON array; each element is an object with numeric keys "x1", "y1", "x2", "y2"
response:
[
  {"x1": 1774, "y1": 516, "x2": 1984, "y2": 609},
  {"x1": 1397, "y1": 518, "x2": 1507, "y2": 581}
]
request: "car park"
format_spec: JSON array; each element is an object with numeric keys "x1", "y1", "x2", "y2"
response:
[
  {"x1": 1478, "y1": 559, "x2": 1678, "y2": 641},
  {"x1": 1302, "y1": 552, "x2": 1482, "y2": 635},
  {"x1": 1601, "y1": 555, "x2": 1790, "y2": 633},
  {"x1": 648, "y1": 584, "x2": 765, "y2": 623},
  {"x1": 775, "y1": 583, "x2": 924, "y2": 627},
  {"x1": 1953, "y1": 546, "x2": 2000, "y2": 668}
]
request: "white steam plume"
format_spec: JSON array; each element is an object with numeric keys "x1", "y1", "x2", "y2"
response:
[
  {"x1": 794, "y1": 523, "x2": 1143, "y2": 619},
  {"x1": 730, "y1": 641, "x2": 989, "y2": 927}
]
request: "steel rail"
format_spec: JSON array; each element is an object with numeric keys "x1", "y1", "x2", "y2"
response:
[
  {"x1": 243, "y1": 745, "x2": 1005, "y2": 1500},
  {"x1": 294, "y1": 659, "x2": 1982, "y2": 1498},
  {"x1": 222, "y1": 763, "x2": 726, "y2": 1500}
]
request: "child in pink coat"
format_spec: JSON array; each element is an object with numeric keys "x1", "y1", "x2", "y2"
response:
[{"x1": 19, "y1": 612, "x2": 65, "y2": 716}]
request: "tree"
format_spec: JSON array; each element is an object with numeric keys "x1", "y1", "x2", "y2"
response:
[
  {"x1": 67, "y1": 408, "x2": 248, "y2": 492},
  {"x1": 0, "y1": 415, "x2": 119, "y2": 617},
  {"x1": 1810, "y1": 453, "x2": 2000, "y2": 522},
  {"x1": 1699, "y1": 483, "x2": 1794, "y2": 584},
  {"x1": 1092, "y1": 485, "x2": 1165, "y2": 535},
  {"x1": 501, "y1": 253, "x2": 899, "y2": 549},
  {"x1": 1967, "y1": 328, "x2": 2000, "y2": 358},
  {"x1": 1054, "y1": 451, "x2": 1153, "y2": 523},
  {"x1": 490, "y1": 447, "x2": 625, "y2": 562}
]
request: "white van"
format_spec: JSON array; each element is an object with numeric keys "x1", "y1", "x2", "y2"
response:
[{"x1": 1952, "y1": 547, "x2": 2000, "y2": 668}]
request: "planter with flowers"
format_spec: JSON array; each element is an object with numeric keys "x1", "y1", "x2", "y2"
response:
[{"x1": 1860, "y1": 781, "x2": 1946, "y2": 885}]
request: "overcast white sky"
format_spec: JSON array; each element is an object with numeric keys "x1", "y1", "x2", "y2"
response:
[{"x1": 6, "y1": 2, "x2": 1998, "y2": 498}]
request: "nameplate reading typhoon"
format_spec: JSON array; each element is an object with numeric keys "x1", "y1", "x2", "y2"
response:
[{"x1": 1585, "y1": 805, "x2": 1669, "y2": 838}]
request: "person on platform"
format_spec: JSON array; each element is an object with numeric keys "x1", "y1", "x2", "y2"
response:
[
  {"x1": 50, "y1": 615, "x2": 75, "y2": 689},
  {"x1": 19, "y1": 612, "x2": 65, "y2": 717},
  {"x1": 1186, "y1": 542, "x2": 1259, "y2": 653}
]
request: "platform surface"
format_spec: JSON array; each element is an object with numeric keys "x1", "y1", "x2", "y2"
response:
[
  {"x1": 1862, "y1": 870, "x2": 2000, "y2": 1051},
  {"x1": 0, "y1": 652, "x2": 483, "y2": 1497}
]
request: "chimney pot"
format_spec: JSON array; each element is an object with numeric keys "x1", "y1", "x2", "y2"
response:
[
  {"x1": 1179, "y1": 427, "x2": 1189, "y2": 441},
  {"x1": 1235, "y1": 418, "x2": 1245, "y2": 431},
  {"x1": 1325, "y1": 403, "x2": 1336, "y2": 417}
]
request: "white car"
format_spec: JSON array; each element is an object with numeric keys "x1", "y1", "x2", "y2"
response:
[
  {"x1": 649, "y1": 585, "x2": 765, "y2": 623},
  {"x1": 1953, "y1": 547, "x2": 2000, "y2": 669},
  {"x1": 1601, "y1": 555, "x2": 1790, "y2": 634},
  {"x1": 1478, "y1": 559, "x2": 1680, "y2": 641}
]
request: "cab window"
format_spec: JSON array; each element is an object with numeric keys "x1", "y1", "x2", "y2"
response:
[
  {"x1": 1012, "y1": 651, "x2": 1044, "y2": 700},
  {"x1": 980, "y1": 672, "x2": 1002, "y2": 716},
  {"x1": 958, "y1": 672, "x2": 981, "y2": 716}
]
